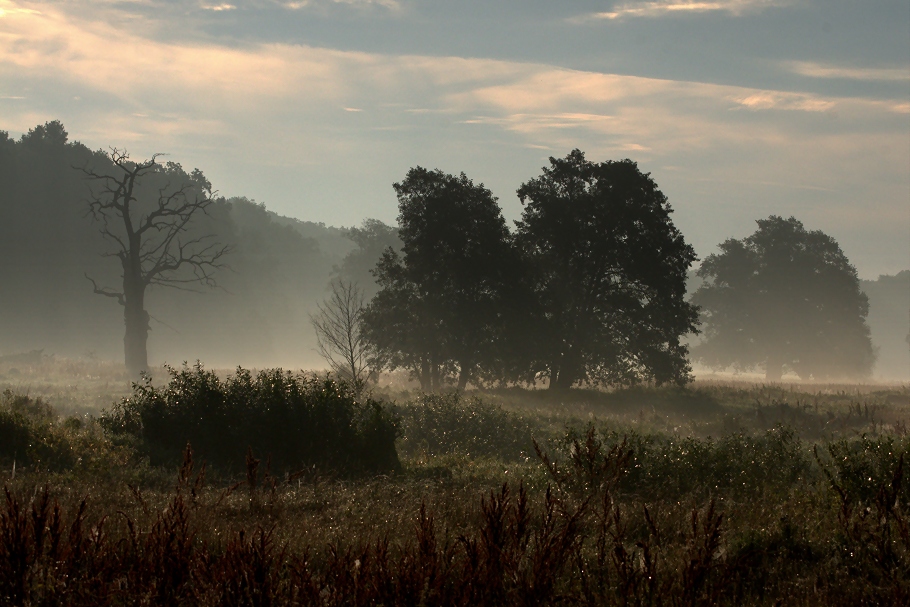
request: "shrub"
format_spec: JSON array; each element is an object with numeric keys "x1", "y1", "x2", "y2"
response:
[
  {"x1": 395, "y1": 392, "x2": 533, "y2": 461},
  {"x1": 100, "y1": 364, "x2": 400, "y2": 476},
  {"x1": 0, "y1": 390, "x2": 122, "y2": 474},
  {"x1": 817, "y1": 434, "x2": 910, "y2": 506},
  {"x1": 554, "y1": 424, "x2": 814, "y2": 500}
]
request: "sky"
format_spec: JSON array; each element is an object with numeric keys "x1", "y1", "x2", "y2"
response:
[{"x1": 1, "y1": 0, "x2": 908, "y2": 279}]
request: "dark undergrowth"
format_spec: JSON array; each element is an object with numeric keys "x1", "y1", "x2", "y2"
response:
[
  {"x1": 1, "y1": 373, "x2": 908, "y2": 605},
  {"x1": 1, "y1": 430, "x2": 908, "y2": 606},
  {"x1": 99, "y1": 364, "x2": 400, "y2": 476}
]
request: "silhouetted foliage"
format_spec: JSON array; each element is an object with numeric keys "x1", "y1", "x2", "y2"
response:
[
  {"x1": 692, "y1": 215, "x2": 875, "y2": 380},
  {"x1": 363, "y1": 168, "x2": 515, "y2": 390},
  {"x1": 515, "y1": 150, "x2": 699, "y2": 390},
  {"x1": 861, "y1": 271, "x2": 910, "y2": 379},
  {"x1": 335, "y1": 219, "x2": 401, "y2": 299},
  {"x1": 100, "y1": 364, "x2": 400, "y2": 475}
]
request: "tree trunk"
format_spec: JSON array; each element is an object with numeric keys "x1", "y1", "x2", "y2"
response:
[
  {"x1": 419, "y1": 358, "x2": 431, "y2": 391},
  {"x1": 456, "y1": 362, "x2": 472, "y2": 391},
  {"x1": 430, "y1": 355, "x2": 441, "y2": 391},
  {"x1": 123, "y1": 269, "x2": 149, "y2": 376},
  {"x1": 548, "y1": 353, "x2": 579, "y2": 391},
  {"x1": 124, "y1": 302, "x2": 149, "y2": 376}
]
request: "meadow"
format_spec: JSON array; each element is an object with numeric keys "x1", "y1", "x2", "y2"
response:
[{"x1": 0, "y1": 354, "x2": 907, "y2": 606}]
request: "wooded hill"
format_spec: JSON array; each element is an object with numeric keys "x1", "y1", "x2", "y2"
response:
[{"x1": 0, "y1": 122, "x2": 368, "y2": 368}]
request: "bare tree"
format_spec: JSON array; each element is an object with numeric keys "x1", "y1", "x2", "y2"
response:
[
  {"x1": 310, "y1": 279, "x2": 371, "y2": 391},
  {"x1": 82, "y1": 150, "x2": 230, "y2": 375}
]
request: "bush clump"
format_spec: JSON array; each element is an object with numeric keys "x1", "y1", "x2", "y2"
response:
[
  {"x1": 100, "y1": 364, "x2": 400, "y2": 476},
  {"x1": 0, "y1": 390, "x2": 122, "y2": 475},
  {"x1": 555, "y1": 424, "x2": 815, "y2": 500},
  {"x1": 395, "y1": 392, "x2": 533, "y2": 461}
]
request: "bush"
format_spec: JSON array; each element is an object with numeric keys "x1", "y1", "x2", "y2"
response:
[
  {"x1": 100, "y1": 364, "x2": 400, "y2": 476},
  {"x1": 0, "y1": 390, "x2": 121, "y2": 474},
  {"x1": 395, "y1": 392, "x2": 533, "y2": 461},
  {"x1": 817, "y1": 434, "x2": 910, "y2": 506},
  {"x1": 554, "y1": 424, "x2": 814, "y2": 500}
]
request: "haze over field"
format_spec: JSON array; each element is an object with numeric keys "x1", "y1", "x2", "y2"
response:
[{"x1": 0, "y1": 1, "x2": 908, "y2": 380}]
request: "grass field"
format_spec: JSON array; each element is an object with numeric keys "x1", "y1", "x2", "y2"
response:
[{"x1": 0, "y1": 356, "x2": 907, "y2": 605}]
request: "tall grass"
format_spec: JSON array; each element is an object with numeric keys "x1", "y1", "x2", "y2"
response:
[{"x1": 1, "y1": 365, "x2": 907, "y2": 605}]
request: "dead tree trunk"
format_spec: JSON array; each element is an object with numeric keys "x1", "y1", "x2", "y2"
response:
[{"x1": 82, "y1": 150, "x2": 229, "y2": 376}]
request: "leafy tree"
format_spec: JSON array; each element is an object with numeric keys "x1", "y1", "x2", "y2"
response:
[
  {"x1": 861, "y1": 271, "x2": 910, "y2": 380},
  {"x1": 362, "y1": 168, "x2": 513, "y2": 390},
  {"x1": 81, "y1": 151, "x2": 230, "y2": 375},
  {"x1": 0, "y1": 122, "x2": 116, "y2": 353},
  {"x1": 515, "y1": 150, "x2": 698, "y2": 390},
  {"x1": 692, "y1": 216, "x2": 875, "y2": 381},
  {"x1": 335, "y1": 219, "x2": 402, "y2": 299}
]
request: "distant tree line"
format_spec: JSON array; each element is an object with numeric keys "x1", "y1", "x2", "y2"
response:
[
  {"x1": 344, "y1": 152, "x2": 876, "y2": 388},
  {"x1": 0, "y1": 122, "x2": 350, "y2": 369},
  {"x1": 1, "y1": 121, "x2": 901, "y2": 385}
]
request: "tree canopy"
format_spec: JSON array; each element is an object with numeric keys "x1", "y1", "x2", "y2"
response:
[
  {"x1": 691, "y1": 215, "x2": 875, "y2": 380},
  {"x1": 515, "y1": 150, "x2": 699, "y2": 390},
  {"x1": 362, "y1": 167, "x2": 514, "y2": 390},
  {"x1": 335, "y1": 219, "x2": 401, "y2": 299}
]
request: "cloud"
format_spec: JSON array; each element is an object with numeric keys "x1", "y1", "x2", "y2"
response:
[
  {"x1": 0, "y1": 2, "x2": 40, "y2": 16},
  {"x1": 570, "y1": 0, "x2": 791, "y2": 22},
  {"x1": 0, "y1": 0, "x2": 906, "y2": 273},
  {"x1": 731, "y1": 91, "x2": 834, "y2": 112},
  {"x1": 786, "y1": 61, "x2": 910, "y2": 83},
  {"x1": 279, "y1": 0, "x2": 400, "y2": 10}
]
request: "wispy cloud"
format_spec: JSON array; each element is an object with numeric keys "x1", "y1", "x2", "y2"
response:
[
  {"x1": 570, "y1": 0, "x2": 791, "y2": 22},
  {"x1": 279, "y1": 0, "x2": 400, "y2": 10},
  {"x1": 731, "y1": 91, "x2": 834, "y2": 112},
  {"x1": 200, "y1": 3, "x2": 236, "y2": 11},
  {"x1": 0, "y1": 2, "x2": 41, "y2": 17},
  {"x1": 786, "y1": 61, "x2": 910, "y2": 83}
]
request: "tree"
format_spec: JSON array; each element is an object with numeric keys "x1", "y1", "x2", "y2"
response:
[
  {"x1": 362, "y1": 168, "x2": 513, "y2": 390},
  {"x1": 691, "y1": 216, "x2": 875, "y2": 381},
  {"x1": 515, "y1": 150, "x2": 698, "y2": 390},
  {"x1": 82, "y1": 151, "x2": 230, "y2": 375},
  {"x1": 310, "y1": 278, "x2": 371, "y2": 391},
  {"x1": 335, "y1": 219, "x2": 402, "y2": 299}
]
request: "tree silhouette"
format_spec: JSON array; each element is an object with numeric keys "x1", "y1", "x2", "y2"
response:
[
  {"x1": 362, "y1": 168, "x2": 512, "y2": 390},
  {"x1": 692, "y1": 216, "x2": 875, "y2": 381},
  {"x1": 82, "y1": 151, "x2": 230, "y2": 375},
  {"x1": 515, "y1": 150, "x2": 698, "y2": 390},
  {"x1": 335, "y1": 219, "x2": 401, "y2": 299}
]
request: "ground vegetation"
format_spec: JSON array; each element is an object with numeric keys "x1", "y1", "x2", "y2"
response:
[{"x1": 0, "y1": 360, "x2": 907, "y2": 605}]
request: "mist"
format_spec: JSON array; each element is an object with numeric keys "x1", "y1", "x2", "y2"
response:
[{"x1": 0, "y1": 122, "x2": 907, "y2": 383}]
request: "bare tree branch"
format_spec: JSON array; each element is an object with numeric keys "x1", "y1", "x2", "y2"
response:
[
  {"x1": 78, "y1": 149, "x2": 231, "y2": 374},
  {"x1": 310, "y1": 279, "x2": 371, "y2": 391},
  {"x1": 85, "y1": 274, "x2": 125, "y2": 307}
]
